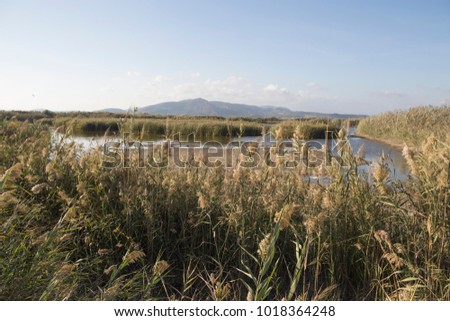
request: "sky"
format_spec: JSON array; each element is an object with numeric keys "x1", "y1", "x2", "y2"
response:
[{"x1": 0, "y1": 0, "x2": 449, "y2": 114}]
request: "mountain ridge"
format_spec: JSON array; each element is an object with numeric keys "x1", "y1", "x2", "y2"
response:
[{"x1": 99, "y1": 98, "x2": 365, "y2": 118}]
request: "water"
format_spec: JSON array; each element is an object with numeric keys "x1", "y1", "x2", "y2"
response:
[
  {"x1": 56, "y1": 128, "x2": 409, "y2": 180},
  {"x1": 305, "y1": 129, "x2": 408, "y2": 180},
  {"x1": 344, "y1": 132, "x2": 408, "y2": 181}
]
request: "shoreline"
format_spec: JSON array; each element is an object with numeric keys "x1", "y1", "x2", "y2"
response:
[{"x1": 352, "y1": 132, "x2": 409, "y2": 151}]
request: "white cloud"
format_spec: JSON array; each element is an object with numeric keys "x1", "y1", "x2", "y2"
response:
[
  {"x1": 152, "y1": 74, "x2": 169, "y2": 83},
  {"x1": 263, "y1": 84, "x2": 287, "y2": 93},
  {"x1": 307, "y1": 82, "x2": 321, "y2": 90},
  {"x1": 127, "y1": 71, "x2": 141, "y2": 77}
]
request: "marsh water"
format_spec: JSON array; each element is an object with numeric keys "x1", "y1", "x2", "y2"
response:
[{"x1": 59, "y1": 128, "x2": 409, "y2": 180}]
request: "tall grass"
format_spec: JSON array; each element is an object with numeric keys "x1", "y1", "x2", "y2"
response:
[
  {"x1": 356, "y1": 106, "x2": 450, "y2": 146},
  {"x1": 271, "y1": 120, "x2": 339, "y2": 139},
  {"x1": 53, "y1": 117, "x2": 265, "y2": 138},
  {"x1": 0, "y1": 111, "x2": 269, "y2": 138},
  {"x1": 1, "y1": 117, "x2": 449, "y2": 300}
]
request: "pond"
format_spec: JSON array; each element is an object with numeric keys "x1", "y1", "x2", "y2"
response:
[{"x1": 55, "y1": 128, "x2": 409, "y2": 180}]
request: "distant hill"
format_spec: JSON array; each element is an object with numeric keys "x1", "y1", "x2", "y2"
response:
[
  {"x1": 99, "y1": 98, "x2": 365, "y2": 118},
  {"x1": 98, "y1": 107, "x2": 130, "y2": 113}
]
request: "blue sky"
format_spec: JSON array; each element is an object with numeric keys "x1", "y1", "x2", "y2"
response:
[{"x1": 1, "y1": 0, "x2": 449, "y2": 114}]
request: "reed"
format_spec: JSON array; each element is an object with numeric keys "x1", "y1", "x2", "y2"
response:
[
  {"x1": 1, "y1": 114, "x2": 449, "y2": 301},
  {"x1": 271, "y1": 120, "x2": 339, "y2": 140},
  {"x1": 53, "y1": 117, "x2": 265, "y2": 138},
  {"x1": 356, "y1": 105, "x2": 450, "y2": 146}
]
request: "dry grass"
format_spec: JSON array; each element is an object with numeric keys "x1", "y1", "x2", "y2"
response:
[
  {"x1": 53, "y1": 117, "x2": 266, "y2": 138},
  {"x1": 356, "y1": 105, "x2": 450, "y2": 146},
  {"x1": 1, "y1": 115, "x2": 449, "y2": 300},
  {"x1": 271, "y1": 120, "x2": 339, "y2": 140}
]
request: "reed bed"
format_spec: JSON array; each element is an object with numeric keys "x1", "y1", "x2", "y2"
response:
[
  {"x1": 0, "y1": 111, "x2": 270, "y2": 138},
  {"x1": 1, "y1": 117, "x2": 449, "y2": 301},
  {"x1": 356, "y1": 105, "x2": 450, "y2": 146},
  {"x1": 271, "y1": 120, "x2": 339, "y2": 140},
  {"x1": 53, "y1": 117, "x2": 265, "y2": 138}
]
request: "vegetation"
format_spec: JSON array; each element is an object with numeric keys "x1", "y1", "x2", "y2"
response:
[
  {"x1": 1, "y1": 111, "x2": 269, "y2": 138},
  {"x1": 356, "y1": 105, "x2": 450, "y2": 146},
  {"x1": 271, "y1": 120, "x2": 339, "y2": 140},
  {"x1": 1, "y1": 110, "x2": 362, "y2": 140},
  {"x1": 0, "y1": 110, "x2": 53, "y2": 122},
  {"x1": 1, "y1": 113, "x2": 449, "y2": 300},
  {"x1": 53, "y1": 117, "x2": 265, "y2": 138}
]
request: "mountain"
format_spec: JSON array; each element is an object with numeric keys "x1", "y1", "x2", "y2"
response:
[
  {"x1": 98, "y1": 107, "x2": 130, "y2": 113},
  {"x1": 99, "y1": 98, "x2": 365, "y2": 118}
]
